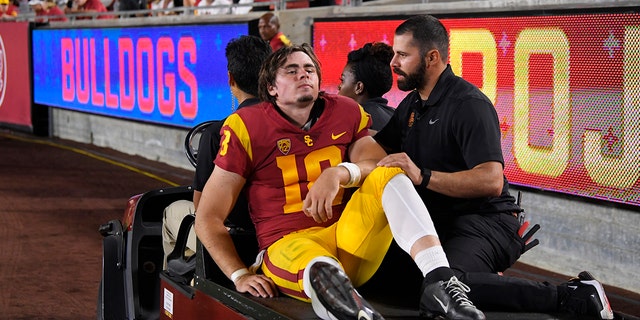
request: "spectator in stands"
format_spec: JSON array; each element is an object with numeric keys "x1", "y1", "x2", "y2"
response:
[
  {"x1": 117, "y1": 0, "x2": 146, "y2": 16},
  {"x1": 196, "y1": 0, "x2": 252, "y2": 15},
  {"x1": 258, "y1": 12, "x2": 291, "y2": 52},
  {"x1": 252, "y1": 0, "x2": 307, "y2": 10},
  {"x1": 66, "y1": 0, "x2": 113, "y2": 19},
  {"x1": 195, "y1": 43, "x2": 485, "y2": 320},
  {"x1": 160, "y1": 0, "x2": 190, "y2": 15},
  {"x1": 194, "y1": 0, "x2": 212, "y2": 15},
  {"x1": 252, "y1": 0, "x2": 308, "y2": 12},
  {"x1": 149, "y1": 0, "x2": 171, "y2": 14},
  {"x1": 29, "y1": 0, "x2": 68, "y2": 22},
  {"x1": 162, "y1": 35, "x2": 272, "y2": 267},
  {"x1": 0, "y1": 0, "x2": 18, "y2": 20},
  {"x1": 375, "y1": 14, "x2": 615, "y2": 319},
  {"x1": 338, "y1": 42, "x2": 395, "y2": 135}
]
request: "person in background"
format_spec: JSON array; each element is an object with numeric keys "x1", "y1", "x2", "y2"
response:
[
  {"x1": 375, "y1": 14, "x2": 614, "y2": 319},
  {"x1": 162, "y1": 35, "x2": 272, "y2": 266},
  {"x1": 160, "y1": 0, "x2": 188, "y2": 15},
  {"x1": 117, "y1": 0, "x2": 146, "y2": 17},
  {"x1": 194, "y1": 0, "x2": 212, "y2": 15},
  {"x1": 65, "y1": 0, "x2": 113, "y2": 19},
  {"x1": 195, "y1": 43, "x2": 485, "y2": 320},
  {"x1": 338, "y1": 42, "x2": 395, "y2": 135},
  {"x1": 0, "y1": 0, "x2": 18, "y2": 20},
  {"x1": 29, "y1": 0, "x2": 68, "y2": 22},
  {"x1": 258, "y1": 12, "x2": 291, "y2": 52},
  {"x1": 149, "y1": 0, "x2": 171, "y2": 15},
  {"x1": 252, "y1": 0, "x2": 307, "y2": 11},
  {"x1": 196, "y1": 0, "x2": 252, "y2": 15}
]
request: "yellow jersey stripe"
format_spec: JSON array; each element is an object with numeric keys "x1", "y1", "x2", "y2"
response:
[
  {"x1": 224, "y1": 113, "x2": 253, "y2": 161},
  {"x1": 357, "y1": 105, "x2": 370, "y2": 134}
]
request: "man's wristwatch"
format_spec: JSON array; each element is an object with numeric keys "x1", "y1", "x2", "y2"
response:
[{"x1": 420, "y1": 168, "x2": 432, "y2": 189}]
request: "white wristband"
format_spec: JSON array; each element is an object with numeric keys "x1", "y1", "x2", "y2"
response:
[
  {"x1": 230, "y1": 268, "x2": 250, "y2": 284},
  {"x1": 337, "y1": 162, "x2": 361, "y2": 188}
]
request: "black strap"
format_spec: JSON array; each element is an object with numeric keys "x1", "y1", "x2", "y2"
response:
[{"x1": 166, "y1": 214, "x2": 196, "y2": 282}]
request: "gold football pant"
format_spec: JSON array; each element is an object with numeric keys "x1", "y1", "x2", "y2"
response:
[{"x1": 261, "y1": 166, "x2": 405, "y2": 302}]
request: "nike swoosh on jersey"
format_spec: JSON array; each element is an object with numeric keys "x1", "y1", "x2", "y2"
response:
[
  {"x1": 332, "y1": 131, "x2": 347, "y2": 140},
  {"x1": 429, "y1": 119, "x2": 440, "y2": 125}
]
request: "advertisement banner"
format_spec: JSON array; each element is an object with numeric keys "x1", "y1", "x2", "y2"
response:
[
  {"x1": 0, "y1": 22, "x2": 32, "y2": 129},
  {"x1": 314, "y1": 13, "x2": 640, "y2": 206},
  {"x1": 32, "y1": 23, "x2": 248, "y2": 128}
]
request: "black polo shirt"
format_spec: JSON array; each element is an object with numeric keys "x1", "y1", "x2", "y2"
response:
[
  {"x1": 193, "y1": 98, "x2": 261, "y2": 230},
  {"x1": 375, "y1": 65, "x2": 520, "y2": 219},
  {"x1": 361, "y1": 97, "x2": 395, "y2": 131}
]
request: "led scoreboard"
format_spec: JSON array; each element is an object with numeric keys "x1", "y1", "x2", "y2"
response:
[
  {"x1": 313, "y1": 13, "x2": 640, "y2": 207},
  {"x1": 33, "y1": 23, "x2": 248, "y2": 128}
]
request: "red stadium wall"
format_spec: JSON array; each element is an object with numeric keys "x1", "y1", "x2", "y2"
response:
[
  {"x1": 313, "y1": 13, "x2": 640, "y2": 207},
  {"x1": 0, "y1": 22, "x2": 33, "y2": 131}
]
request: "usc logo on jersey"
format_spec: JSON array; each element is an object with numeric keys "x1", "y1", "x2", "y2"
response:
[{"x1": 304, "y1": 135, "x2": 314, "y2": 147}]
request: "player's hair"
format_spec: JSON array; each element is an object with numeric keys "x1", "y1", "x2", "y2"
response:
[
  {"x1": 346, "y1": 42, "x2": 393, "y2": 98},
  {"x1": 258, "y1": 43, "x2": 322, "y2": 104},
  {"x1": 226, "y1": 35, "x2": 272, "y2": 97},
  {"x1": 395, "y1": 14, "x2": 449, "y2": 62}
]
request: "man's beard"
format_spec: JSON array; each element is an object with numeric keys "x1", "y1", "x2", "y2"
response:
[
  {"x1": 395, "y1": 60, "x2": 426, "y2": 92},
  {"x1": 297, "y1": 94, "x2": 315, "y2": 103}
]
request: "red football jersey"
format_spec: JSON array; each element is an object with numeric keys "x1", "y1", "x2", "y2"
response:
[{"x1": 215, "y1": 94, "x2": 371, "y2": 249}]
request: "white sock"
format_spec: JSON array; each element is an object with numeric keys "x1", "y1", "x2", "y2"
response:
[{"x1": 414, "y1": 246, "x2": 450, "y2": 277}]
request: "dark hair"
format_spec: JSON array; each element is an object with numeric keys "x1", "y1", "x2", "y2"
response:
[
  {"x1": 395, "y1": 15, "x2": 449, "y2": 62},
  {"x1": 346, "y1": 42, "x2": 393, "y2": 98},
  {"x1": 226, "y1": 35, "x2": 272, "y2": 97},
  {"x1": 258, "y1": 43, "x2": 322, "y2": 104}
]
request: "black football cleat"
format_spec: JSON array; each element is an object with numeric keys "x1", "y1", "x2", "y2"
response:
[
  {"x1": 420, "y1": 276, "x2": 485, "y2": 320},
  {"x1": 559, "y1": 271, "x2": 614, "y2": 319},
  {"x1": 305, "y1": 261, "x2": 384, "y2": 320}
]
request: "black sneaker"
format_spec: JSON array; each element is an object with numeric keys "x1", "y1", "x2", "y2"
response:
[
  {"x1": 420, "y1": 276, "x2": 485, "y2": 320},
  {"x1": 305, "y1": 261, "x2": 384, "y2": 320},
  {"x1": 560, "y1": 271, "x2": 614, "y2": 319}
]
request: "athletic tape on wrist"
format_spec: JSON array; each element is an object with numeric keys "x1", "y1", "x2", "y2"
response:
[
  {"x1": 230, "y1": 268, "x2": 250, "y2": 284},
  {"x1": 337, "y1": 162, "x2": 361, "y2": 188}
]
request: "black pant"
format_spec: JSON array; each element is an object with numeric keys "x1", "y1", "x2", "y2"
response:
[{"x1": 439, "y1": 213, "x2": 558, "y2": 312}]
